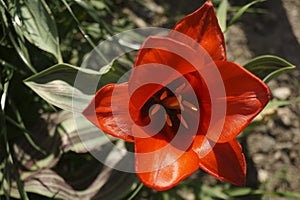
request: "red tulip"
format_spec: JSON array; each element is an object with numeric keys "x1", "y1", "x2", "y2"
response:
[{"x1": 83, "y1": 1, "x2": 270, "y2": 191}]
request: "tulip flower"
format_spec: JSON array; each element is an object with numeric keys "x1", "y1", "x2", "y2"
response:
[{"x1": 83, "y1": 1, "x2": 270, "y2": 191}]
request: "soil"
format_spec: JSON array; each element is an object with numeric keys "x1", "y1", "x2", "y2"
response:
[
  {"x1": 147, "y1": 0, "x2": 300, "y2": 199},
  {"x1": 227, "y1": 0, "x2": 300, "y2": 199}
]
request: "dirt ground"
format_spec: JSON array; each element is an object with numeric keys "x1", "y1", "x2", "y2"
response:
[{"x1": 226, "y1": 0, "x2": 300, "y2": 198}]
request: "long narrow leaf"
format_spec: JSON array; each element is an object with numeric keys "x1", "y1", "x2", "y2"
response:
[
  {"x1": 11, "y1": 0, "x2": 62, "y2": 62},
  {"x1": 226, "y1": 0, "x2": 266, "y2": 31},
  {"x1": 0, "y1": 0, "x2": 36, "y2": 73},
  {"x1": 24, "y1": 64, "x2": 98, "y2": 112},
  {"x1": 7, "y1": 100, "x2": 47, "y2": 155},
  {"x1": 55, "y1": 111, "x2": 116, "y2": 153},
  {"x1": 216, "y1": 0, "x2": 227, "y2": 33},
  {"x1": 6, "y1": 145, "x2": 137, "y2": 199},
  {"x1": 61, "y1": 0, "x2": 108, "y2": 63},
  {"x1": 243, "y1": 55, "x2": 296, "y2": 83},
  {"x1": 24, "y1": 62, "x2": 128, "y2": 112}
]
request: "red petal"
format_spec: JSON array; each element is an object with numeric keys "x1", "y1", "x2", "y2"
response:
[
  {"x1": 170, "y1": 1, "x2": 226, "y2": 61},
  {"x1": 130, "y1": 36, "x2": 207, "y2": 110},
  {"x1": 193, "y1": 135, "x2": 246, "y2": 186},
  {"x1": 180, "y1": 72, "x2": 211, "y2": 135},
  {"x1": 133, "y1": 125, "x2": 199, "y2": 191},
  {"x1": 82, "y1": 83, "x2": 134, "y2": 142},
  {"x1": 199, "y1": 61, "x2": 270, "y2": 142},
  {"x1": 218, "y1": 61, "x2": 270, "y2": 141}
]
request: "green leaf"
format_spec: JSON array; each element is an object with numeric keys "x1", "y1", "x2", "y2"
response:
[
  {"x1": 270, "y1": 191, "x2": 300, "y2": 198},
  {"x1": 73, "y1": 0, "x2": 105, "y2": 22},
  {"x1": 6, "y1": 98, "x2": 47, "y2": 154},
  {"x1": 261, "y1": 98, "x2": 300, "y2": 114},
  {"x1": 12, "y1": 125, "x2": 61, "y2": 171},
  {"x1": 200, "y1": 185, "x2": 229, "y2": 199},
  {"x1": 11, "y1": 0, "x2": 62, "y2": 62},
  {"x1": 61, "y1": 0, "x2": 110, "y2": 61},
  {"x1": 264, "y1": 100, "x2": 293, "y2": 110},
  {"x1": 90, "y1": 0, "x2": 107, "y2": 10},
  {"x1": 56, "y1": 111, "x2": 117, "y2": 153},
  {"x1": 226, "y1": 0, "x2": 266, "y2": 31},
  {"x1": 24, "y1": 63, "x2": 97, "y2": 112},
  {"x1": 24, "y1": 61, "x2": 128, "y2": 112},
  {"x1": 243, "y1": 55, "x2": 296, "y2": 83},
  {"x1": 2, "y1": 132, "x2": 137, "y2": 199},
  {"x1": 127, "y1": 183, "x2": 143, "y2": 200},
  {"x1": 225, "y1": 187, "x2": 262, "y2": 197},
  {"x1": 1, "y1": 1, "x2": 36, "y2": 73},
  {"x1": 216, "y1": 0, "x2": 228, "y2": 33}
]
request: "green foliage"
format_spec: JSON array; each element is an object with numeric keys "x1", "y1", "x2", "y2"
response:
[
  {"x1": 244, "y1": 55, "x2": 296, "y2": 83},
  {"x1": 24, "y1": 63, "x2": 97, "y2": 112},
  {"x1": 216, "y1": 0, "x2": 228, "y2": 33},
  {"x1": 0, "y1": 0, "x2": 137, "y2": 199},
  {"x1": 225, "y1": 0, "x2": 266, "y2": 32},
  {"x1": 8, "y1": 0, "x2": 62, "y2": 62}
]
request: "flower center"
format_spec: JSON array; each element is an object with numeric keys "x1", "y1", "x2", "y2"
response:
[{"x1": 147, "y1": 83, "x2": 198, "y2": 130}]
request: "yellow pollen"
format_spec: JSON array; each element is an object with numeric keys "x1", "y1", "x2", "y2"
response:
[
  {"x1": 182, "y1": 100, "x2": 198, "y2": 111},
  {"x1": 177, "y1": 114, "x2": 189, "y2": 129},
  {"x1": 166, "y1": 114, "x2": 173, "y2": 127},
  {"x1": 175, "y1": 83, "x2": 186, "y2": 93},
  {"x1": 162, "y1": 96, "x2": 180, "y2": 109},
  {"x1": 160, "y1": 90, "x2": 168, "y2": 101},
  {"x1": 150, "y1": 104, "x2": 161, "y2": 116}
]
